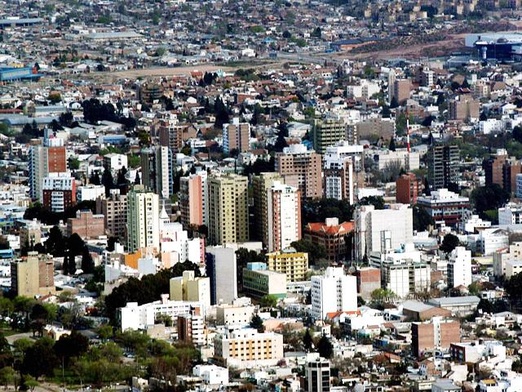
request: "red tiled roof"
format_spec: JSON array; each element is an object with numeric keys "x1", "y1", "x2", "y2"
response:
[{"x1": 306, "y1": 221, "x2": 354, "y2": 235}]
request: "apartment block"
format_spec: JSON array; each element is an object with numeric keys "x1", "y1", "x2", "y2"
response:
[
  {"x1": 42, "y1": 174, "x2": 76, "y2": 213},
  {"x1": 396, "y1": 172, "x2": 422, "y2": 204},
  {"x1": 311, "y1": 267, "x2": 357, "y2": 321},
  {"x1": 207, "y1": 174, "x2": 249, "y2": 245},
  {"x1": 426, "y1": 144, "x2": 459, "y2": 191},
  {"x1": 11, "y1": 251, "x2": 54, "y2": 297},
  {"x1": 222, "y1": 118, "x2": 250, "y2": 154},
  {"x1": 312, "y1": 117, "x2": 346, "y2": 154},
  {"x1": 95, "y1": 189, "x2": 128, "y2": 242},
  {"x1": 127, "y1": 185, "x2": 160, "y2": 252},
  {"x1": 411, "y1": 318, "x2": 460, "y2": 357},
  {"x1": 179, "y1": 172, "x2": 206, "y2": 229},
  {"x1": 66, "y1": 210, "x2": 105, "y2": 239},
  {"x1": 252, "y1": 172, "x2": 284, "y2": 246},
  {"x1": 266, "y1": 250, "x2": 309, "y2": 282},
  {"x1": 242, "y1": 262, "x2": 287, "y2": 299},
  {"x1": 170, "y1": 271, "x2": 211, "y2": 313},
  {"x1": 304, "y1": 217, "x2": 354, "y2": 262},
  {"x1": 267, "y1": 182, "x2": 301, "y2": 252},
  {"x1": 274, "y1": 144, "x2": 322, "y2": 199}
]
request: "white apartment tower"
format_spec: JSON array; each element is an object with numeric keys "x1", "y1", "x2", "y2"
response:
[
  {"x1": 311, "y1": 267, "x2": 357, "y2": 321},
  {"x1": 267, "y1": 182, "x2": 301, "y2": 252},
  {"x1": 354, "y1": 204, "x2": 413, "y2": 261},
  {"x1": 447, "y1": 246, "x2": 472, "y2": 289},
  {"x1": 323, "y1": 141, "x2": 364, "y2": 204},
  {"x1": 127, "y1": 186, "x2": 160, "y2": 252}
]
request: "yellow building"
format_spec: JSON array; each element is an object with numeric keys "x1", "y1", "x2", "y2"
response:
[
  {"x1": 11, "y1": 251, "x2": 54, "y2": 297},
  {"x1": 266, "y1": 249, "x2": 309, "y2": 282},
  {"x1": 169, "y1": 271, "x2": 211, "y2": 312},
  {"x1": 207, "y1": 174, "x2": 249, "y2": 245}
]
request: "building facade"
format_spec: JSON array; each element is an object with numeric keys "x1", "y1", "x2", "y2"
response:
[
  {"x1": 207, "y1": 174, "x2": 249, "y2": 245},
  {"x1": 95, "y1": 190, "x2": 128, "y2": 241},
  {"x1": 274, "y1": 144, "x2": 322, "y2": 199},
  {"x1": 267, "y1": 182, "x2": 301, "y2": 252},
  {"x1": 311, "y1": 267, "x2": 357, "y2": 321},
  {"x1": 126, "y1": 186, "x2": 160, "y2": 252},
  {"x1": 426, "y1": 144, "x2": 460, "y2": 191},
  {"x1": 266, "y1": 250, "x2": 309, "y2": 282},
  {"x1": 66, "y1": 210, "x2": 105, "y2": 239}
]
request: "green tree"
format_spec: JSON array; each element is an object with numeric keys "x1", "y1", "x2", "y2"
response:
[
  {"x1": 303, "y1": 328, "x2": 313, "y2": 352},
  {"x1": 470, "y1": 184, "x2": 510, "y2": 222},
  {"x1": 21, "y1": 337, "x2": 58, "y2": 379},
  {"x1": 249, "y1": 314, "x2": 265, "y2": 333},
  {"x1": 412, "y1": 204, "x2": 434, "y2": 232},
  {"x1": 0, "y1": 366, "x2": 15, "y2": 389},
  {"x1": 259, "y1": 294, "x2": 278, "y2": 309},
  {"x1": 316, "y1": 334, "x2": 333, "y2": 359},
  {"x1": 439, "y1": 233, "x2": 460, "y2": 254},
  {"x1": 290, "y1": 239, "x2": 327, "y2": 265}
]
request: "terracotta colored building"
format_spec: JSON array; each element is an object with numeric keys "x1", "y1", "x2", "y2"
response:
[
  {"x1": 411, "y1": 320, "x2": 460, "y2": 357},
  {"x1": 66, "y1": 210, "x2": 105, "y2": 239},
  {"x1": 304, "y1": 218, "x2": 354, "y2": 262},
  {"x1": 354, "y1": 267, "x2": 381, "y2": 300},
  {"x1": 396, "y1": 172, "x2": 422, "y2": 204}
]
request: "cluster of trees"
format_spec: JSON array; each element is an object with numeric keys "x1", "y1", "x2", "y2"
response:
[
  {"x1": 470, "y1": 184, "x2": 510, "y2": 224},
  {"x1": 105, "y1": 260, "x2": 200, "y2": 323},
  {"x1": 82, "y1": 98, "x2": 136, "y2": 130},
  {"x1": 301, "y1": 198, "x2": 355, "y2": 227},
  {"x1": 23, "y1": 200, "x2": 96, "y2": 226},
  {"x1": 24, "y1": 226, "x2": 95, "y2": 275},
  {"x1": 89, "y1": 165, "x2": 134, "y2": 196}
]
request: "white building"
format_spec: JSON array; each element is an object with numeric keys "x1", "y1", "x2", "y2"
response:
[
  {"x1": 499, "y1": 202, "x2": 522, "y2": 225},
  {"x1": 323, "y1": 141, "x2": 363, "y2": 204},
  {"x1": 77, "y1": 184, "x2": 105, "y2": 202},
  {"x1": 306, "y1": 357, "x2": 331, "y2": 392},
  {"x1": 214, "y1": 327, "x2": 284, "y2": 367},
  {"x1": 160, "y1": 215, "x2": 203, "y2": 264},
  {"x1": 192, "y1": 364, "x2": 229, "y2": 387},
  {"x1": 206, "y1": 246, "x2": 238, "y2": 305},
  {"x1": 311, "y1": 266, "x2": 357, "y2": 321},
  {"x1": 42, "y1": 174, "x2": 76, "y2": 212},
  {"x1": 447, "y1": 246, "x2": 472, "y2": 288},
  {"x1": 371, "y1": 148, "x2": 420, "y2": 171},
  {"x1": 103, "y1": 153, "x2": 128, "y2": 172},
  {"x1": 493, "y1": 242, "x2": 522, "y2": 277},
  {"x1": 118, "y1": 294, "x2": 200, "y2": 332},
  {"x1": 477, "y1": 228, "x2": 510, "y2": 256},
  {"x1": 216, "y1": 303, "x2": 256, "y2": 326},
  {"x1": 267, "y1": 182, "x2": 301, "y2": 252},
  {"x1": 381, "y1": 258, "x2": 431, "y2": 299},
  {"x1": 354, "y1": 204, "x2": 413, "y2": 260}
]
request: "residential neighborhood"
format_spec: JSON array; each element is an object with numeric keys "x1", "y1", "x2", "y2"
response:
[{"x1": 5, "y1": 0, "x2": 522, "y2": 392}]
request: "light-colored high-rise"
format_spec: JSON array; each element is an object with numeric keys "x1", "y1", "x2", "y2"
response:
[
  {"x1": 323, "y1": 142, "x2": 364, "y2": 204},
  {"x1": 354, "y1": 204, "x2": 413, "y2": 261},
  {"x1": 206, "y1": 246, "x2": 238, "y2": 305},
  {"x1": 11, "y1": 251, "x2": 54, "y2": 297},
  {"x1": 266, "y1": 250, "x2": 309, "y2": 282},
  {"x1": 126, "y1": 185, "x2": 160, "y2": 252},
  {"x1": 311, "y1": 266, "x2": 357, "y2": 321},
  {"x1": 267, "y1": 182, "x2": 301, "y2": 252},
  {"x1": 170, "y1": 271, "x2": 211, "y2": 314},
  {"x1": 252, "y1": 172, "x2": 283, "y2": 246},
  {"x1": 275, "y1": 144, "x2": 322, "y2": 199},
  {"x1": 447, "y1": 246, "x2": 472, "y2": 289},
  {"x1": 222, "y1": 118, "x2": 250, "y2": 154},
  {"x1": 29, "y1": 137, "x2": 67, "y2": 201},
  {"x1": 207, "y1": 174, "x2": 249, "y2": 245}
]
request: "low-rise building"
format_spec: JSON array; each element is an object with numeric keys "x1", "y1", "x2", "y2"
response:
[{"x1": 242, "y1": 262, "x2": 287, "y2": 299}]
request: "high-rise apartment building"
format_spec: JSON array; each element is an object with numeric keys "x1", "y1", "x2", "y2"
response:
[
  {"x1": 311, "y1": 267, "x2": 357, "y2": 321},
  {"x1": 179, "y1": 172, "x2": 207, "y2": 229},
  {"x1": 252, "y1": 172, "x2": 284, "y2": 245},
  {"x1": 484, "y1": 149, "x2": 522, "y2": 196},
  {"x1": 267, "y1": 182, "x2": 301, "y2": 252},
  {"x1": 312, "y1": 117, "x2": 346, "y2": 154},
  {"x1": 266, "y1": 250, "x2": 309, "y2": 282},
  {"x1": 426, "y1": 144, "x2": 460, "y2": 191},
  {"x1": 396, "y1": 172, "x2": 422, "y2": 204},
  {"x1": 140, "y1": 146, "x2": 174, "y2": 199},
  {"x1": 393, "y1": 78, "x2": 411, "y2": 105},
  {"x1": 222, "y1": 118, "x2": 250, "y2": 154},
  {"x1": 206, "y1": 246, "x2": 238, "y2": 305},
  {"x1": 42, "y1": 174, "x2": 76, "y2": 212},
  {"x1": 207, "y1": 174, "x2": 249, "y2": 245},
  {"x1": 354, "y1": 204, "x2": 413, "y2": 261},
  {"x1": 323, "y1": 142, "x2": 364, "y2": 204},
  {"x1": 29, "y1": 137, "x2": 67, "y2": 201},
  {"x1": 306, "y1": 358, "x2": 331, "y2": 392},
  {"x1": 275, "y1": 144, "x2": 322, "y2": 199},
  {"x1": 126, "y1": 185, "x2": 160, "y2": 252},
  {"x1": 11, "y1": 251, "x2": 54, "y2": 297},
  {"x1": 447, "y1": 246, "x2": 472, "y2": 289},
  {"x1": 96, "y1": 189, "x2": 128, "y2": 242},
  {"x1": 170, "y1": 271, "x2": 211, "y2": 313},
  {"x1": 449, "y1": 95, "x2": 480, "y2": 121}
]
